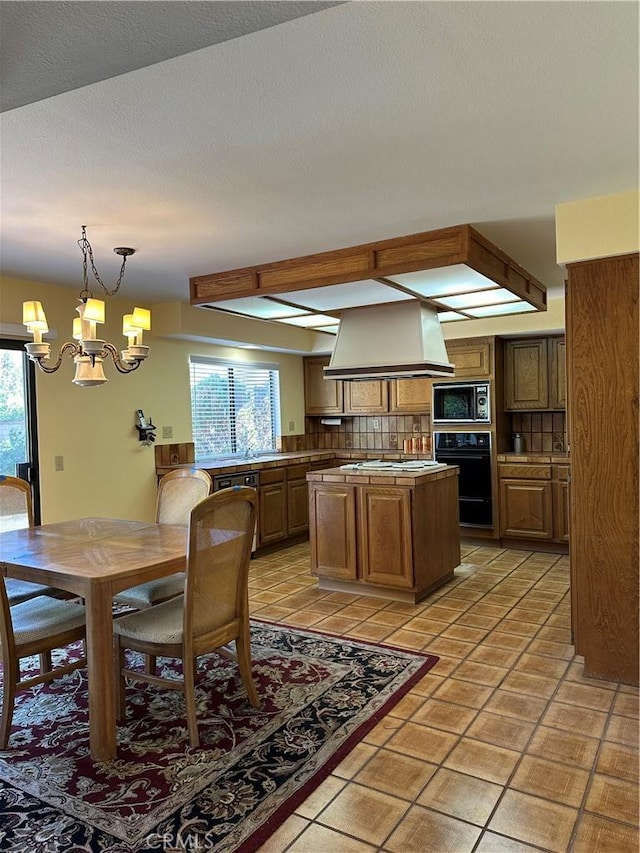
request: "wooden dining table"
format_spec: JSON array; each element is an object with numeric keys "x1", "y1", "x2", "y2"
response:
[{"x1": 0, "y1": 517, "x2": 188, "y2": 762}]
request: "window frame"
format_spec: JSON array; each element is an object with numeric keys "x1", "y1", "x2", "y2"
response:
[{"x1": 189, "y1": 356, "x2": 281, "y2": 462}]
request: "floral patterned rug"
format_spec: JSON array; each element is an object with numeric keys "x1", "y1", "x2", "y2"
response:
[{"x1": 0, "y1": 621, "x2": 438, "y2": 852}]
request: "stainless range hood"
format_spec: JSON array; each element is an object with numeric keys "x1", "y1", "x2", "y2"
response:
[{"x1": 324, "y1": 300, "x2": 454, "y2": 380}]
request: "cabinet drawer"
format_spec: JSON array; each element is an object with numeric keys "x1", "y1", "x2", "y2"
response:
[
  {"x1": 260, "y1": 467, "x2": 286, "y2": 485},
  {"x1": 286, "y1": 463, "x2": 310, "y2": 481},
  {"x1": 553, "y1": 465, "x2": 570, "y2": 481},
  {"x1": 499, "y1": 464, "x2": 551, "y2": 480}
]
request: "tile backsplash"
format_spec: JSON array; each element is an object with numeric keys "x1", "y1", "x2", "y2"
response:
[
  {"x1": 302, "y1": 414, "x2": 431, "y2": 453},
  {"x1": 510, "y1": 411, "x2": 566, "y2": 453}
]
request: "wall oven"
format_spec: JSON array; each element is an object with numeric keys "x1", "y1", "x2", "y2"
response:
[
  {"x1": 434, "y1": 432, "x2": 493, "y2": 527},
  {"x1": 432, "y1": 382, "x2": 491, "y2": 424}
]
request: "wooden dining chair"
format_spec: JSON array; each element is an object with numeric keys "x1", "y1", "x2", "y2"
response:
[
  {"x1": 0, "y1": 475, "x2": 57, "y2": 605},
  {"x1": 114, "y1": 468, "x2": 212, "y2": 610},
  {"x1": 114, "y1": 486, "x2": 258, "y2": 748},
  {"x1": 0, "y1": 577, "x2": 87, "y2": 748}
]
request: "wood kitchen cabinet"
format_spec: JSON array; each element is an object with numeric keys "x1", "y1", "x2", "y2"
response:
[
  {"x1": 499, "y1": 464, "x2": 553, "y2": 540},
  {"x1": 308, "y1": 482, "x2": 357, "y2": 580},
  {"x1": 504, "y1": 336, "x2": 566, "y2": 411},
  {"x1": 549, "y1": 337, "x2": 566, "y2": 409},
  {"x1": 304, "y1": 356, "x2": 343, "y2": 415},
  {"x1": 343, "y1": 380, "x2": 388, "y2": 414},
  {"x1": 552, "y1": 464, "x2": 570, "y2": 542},
  {"x1": 258, "y1": 468, "x2": 287, "y2": 545},
  {"x1": 445, "y1": 337, "x2": 493, "y2": 379},
  {"x1": 498, "y1": 460, "x2": 569, "y2": 545},
  {"x1": 286, "y1": 463, "x2": 311, "y2": 536},
  {"x1": 308, "y1": 466, "x2": 460, "y2": 602},
  {"x1": 260, "y1": 464, "x2": 313, "y2": 544},
  {"x1": 388, "y1": 377, "x2": 432, "y2": 413},
  {"x1": 358, "y1": 487, "x2": 413, "y2": 588}
]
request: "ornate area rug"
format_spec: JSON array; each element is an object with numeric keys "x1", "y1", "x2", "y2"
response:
[{"x1": 0, "y1": 621, "x2": 438, "y2": 852}]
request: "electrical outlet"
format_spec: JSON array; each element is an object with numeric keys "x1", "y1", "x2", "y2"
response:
[
  {"x1": 373, "y1": 418, "x2": 380, "y2": 430},
  {"x1": 288, "y1": 420, "x2": 295, "y2": 432},
  {"x1": 54, "y1": 455, "x2": 64, "y2": 472},
  {"x1": 162, "y1": 426, "x2": 173, "y2": 439}
]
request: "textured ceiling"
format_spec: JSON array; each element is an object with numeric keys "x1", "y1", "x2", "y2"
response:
[{"x1": 0, "y1": 1, "x2": 637, "y2": 308}]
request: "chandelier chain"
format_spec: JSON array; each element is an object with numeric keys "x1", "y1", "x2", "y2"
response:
[{"x1": 78, "y1": 225, "x2": 129, "y2": 298}]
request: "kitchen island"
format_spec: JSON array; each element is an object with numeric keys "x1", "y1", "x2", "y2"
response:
[{"x1": 307, "y1": 462, "x2": 460, "y2": 603}]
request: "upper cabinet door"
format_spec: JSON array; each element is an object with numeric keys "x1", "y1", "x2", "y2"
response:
[
  {"x1": 445, "y1": 338, "x2": 493, "y2": 379},
  {"x1": 343, "y1": 380, "x2": 389, "y2": 414},
  {"x1": 304, "y1": 356, "x2": 344, "y2": 415},
  {"x1": 504, "y1": 338, "x2": 549, "y2": 410},
  {"x1": 388, "y1": 378, "x2": 432, "y2": 413},
  {"x1": 549, "y1": 337, "x2": 566, "y2": 410}
]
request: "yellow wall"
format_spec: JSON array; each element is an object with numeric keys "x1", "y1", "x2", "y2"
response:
[
  {"x1": 556, "y1": 190, "x2": 640, "y2": 264},
  {"x1": 0, "y1": 277, "x2": 305, "y2": 523}
]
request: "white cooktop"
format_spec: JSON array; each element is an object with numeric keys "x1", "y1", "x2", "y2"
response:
[{"x1": 340, "y1": 460, "x2": 442, "y2": 472}]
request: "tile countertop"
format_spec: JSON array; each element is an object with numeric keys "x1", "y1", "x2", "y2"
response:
[
  {"x1": 497, "y1": 452, "x2": 570, "y2": 464},
  {"x1": 307, "y1": 464, "x2": 458, "y2": 487},
  {"x1": 156, "y1": 450, "x2": 436, "y2": 477}
]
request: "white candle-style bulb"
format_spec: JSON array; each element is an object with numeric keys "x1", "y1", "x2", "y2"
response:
[{"x1": 122, "y1": 313, "x2": 138, "y2": 346}]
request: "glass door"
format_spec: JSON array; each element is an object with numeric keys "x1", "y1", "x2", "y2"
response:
[{"x1": 0, "y1": 339, "x2": 41, "y2": 523}]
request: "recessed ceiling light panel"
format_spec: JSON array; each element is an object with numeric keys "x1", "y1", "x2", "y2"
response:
[
  {"x1": 208, "y1": 297, "x2": 309, "y2": 319},
  {"x1": 435, "y1": 287, "x2": 519, "y2": 310},
  {"x1": 465, "y1": 302, "x2": 538, "y2": 317},
  {"x1": 280, "y1": 280, "x2": 410, "y2": 311},
  {"x1": 386, "y1": 264, "x2": 498, "y2": 298},
  {"x1": 275, "y1": 313, "x2": 338, "y2": 328}
]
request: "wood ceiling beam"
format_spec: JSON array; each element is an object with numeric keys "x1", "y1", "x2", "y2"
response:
[{"x1": 190, "y1": 224, "x2": 548, "y2": 311}]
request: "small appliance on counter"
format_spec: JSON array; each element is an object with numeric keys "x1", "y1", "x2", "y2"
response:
[{"x1": 513, "y1": 433, "x2": 525, "y2": 454}]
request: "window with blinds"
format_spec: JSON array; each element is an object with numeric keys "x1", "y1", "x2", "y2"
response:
[{"x1": 189, "y1": 356, "x2": 280, "y2": 461}]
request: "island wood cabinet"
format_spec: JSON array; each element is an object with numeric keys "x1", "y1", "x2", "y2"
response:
[
  {"x1": 504, "y1": 336, "x2": 566, "y2": 411},
  {"x1": 498, "y1": 461, "x2": 569, "y2": 544},
  {"x1": 308, "y1": 467, "x2": 460, "y2": 602}
]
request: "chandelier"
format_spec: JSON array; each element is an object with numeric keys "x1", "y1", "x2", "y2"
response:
[{"x1": 23, "y1": 226, "x2": 151, "y2": 387}]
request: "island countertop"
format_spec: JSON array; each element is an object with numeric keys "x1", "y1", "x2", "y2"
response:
[{"x1": 307, "y1": 463, "x2": 457, "y2": 487}]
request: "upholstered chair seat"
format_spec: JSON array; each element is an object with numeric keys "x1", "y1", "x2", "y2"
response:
[{"x1": 5, "y1": 579, "x2": 56, "y2": 606}]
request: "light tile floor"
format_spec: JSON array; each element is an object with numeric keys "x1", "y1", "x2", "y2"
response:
[{"x1": 251, "y1": 542, "x2": 639, "y2": 853}]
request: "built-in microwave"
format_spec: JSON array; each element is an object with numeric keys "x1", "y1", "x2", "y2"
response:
[{"x1": 432, "y1": 382, "x2": 491, "y2": 424}]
